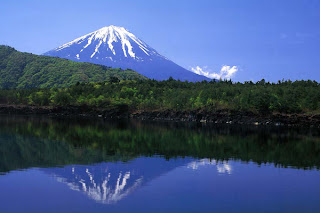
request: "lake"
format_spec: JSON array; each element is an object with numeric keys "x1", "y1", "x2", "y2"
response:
[{"x1": 0, "y1": 115, "x2": 320, "y2": 213}]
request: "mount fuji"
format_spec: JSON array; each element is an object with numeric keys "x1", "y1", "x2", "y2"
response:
[{"x1": 44, "y1": 25, "x2": 210, "y2": 81}]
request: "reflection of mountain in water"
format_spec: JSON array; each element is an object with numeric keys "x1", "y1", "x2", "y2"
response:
[
  {"x1": 42, "y1": 157, "x2": 193, "y2": 204},
  {"x1": 48, "y1": 165, "x2": 143, "y2": 204},
  {"x1": 1, "y1": 115, "x2": 319, "y2": 205}
]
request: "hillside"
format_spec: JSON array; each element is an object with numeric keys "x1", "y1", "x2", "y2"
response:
[{"x1": 0, "y1": 45, "x2": 146, "y2": 89}]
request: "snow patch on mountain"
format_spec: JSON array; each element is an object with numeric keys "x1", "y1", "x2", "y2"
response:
[{"x1": 52, "y1": 25, "x2": 160, "y2": 60}]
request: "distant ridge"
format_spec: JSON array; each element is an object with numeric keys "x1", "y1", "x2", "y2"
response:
[{"x1": 44, "y1": 25, "x2": 211, "y2": 82}]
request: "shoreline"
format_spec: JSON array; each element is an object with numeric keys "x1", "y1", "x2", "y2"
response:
[{"x1": 0, "y1": 104, "x2": 319, "y2": 127}]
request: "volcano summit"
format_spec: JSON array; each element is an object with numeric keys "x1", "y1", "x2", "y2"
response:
[{"x1": 44, "y1": 25, "x2": 210, "y2": 81}]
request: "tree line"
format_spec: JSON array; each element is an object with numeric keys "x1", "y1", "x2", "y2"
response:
[{"x1": 1, "y1": 78, "x2": 319, "y2": 114}]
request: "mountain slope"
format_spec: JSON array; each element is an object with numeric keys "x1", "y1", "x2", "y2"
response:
[
  {"x1": 44, "y1": 25, "x2": 210, "y2": 82},
  {"x1": 0, "y1": 45, "x2": 146, "y2": 89}
]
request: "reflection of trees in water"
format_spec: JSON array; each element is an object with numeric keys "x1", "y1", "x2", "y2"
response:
[{"x1": 0, "y1": 115, "x2": 320, "y2": 175}]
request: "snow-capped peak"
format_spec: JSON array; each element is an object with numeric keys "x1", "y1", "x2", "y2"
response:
[
  {"x1": 54, "y1": 25, "x2": 159, "y2": 60},
  {"x1": 44, "y1": 25, "x2": 211, "y2": 82}
]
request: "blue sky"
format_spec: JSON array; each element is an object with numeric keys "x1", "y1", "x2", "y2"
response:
[{"x1": 1, "y1": 0, "x2": 320, "y2": 82}]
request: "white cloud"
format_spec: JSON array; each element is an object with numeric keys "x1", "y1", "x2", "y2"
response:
[{"x1": 190, "y1": 65, "x2": 238, "y2": 80}]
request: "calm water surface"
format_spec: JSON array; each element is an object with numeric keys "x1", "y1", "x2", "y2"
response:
[{"x1": 0, "y1": 115, "x2": 319, "y2": 213}]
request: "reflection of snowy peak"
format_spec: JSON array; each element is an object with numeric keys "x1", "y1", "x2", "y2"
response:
[
  {"x1": 43, "y1": 157, "x2": 194, "y2": 204},
  {"x1": 53, "y1": 165, "x2": 143, "y2": 204},
  {"x1": 44, "y1": 25, "x2": 210, "y2": 82}
]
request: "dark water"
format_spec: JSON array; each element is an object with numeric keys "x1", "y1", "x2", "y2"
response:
[{"x1": 0, "y1": 116, "x2": 320, "y2": 213}]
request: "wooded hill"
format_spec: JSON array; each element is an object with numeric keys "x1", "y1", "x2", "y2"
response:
[{"x1": 0, "y1": 45, "x2": 146, "y2": 89}]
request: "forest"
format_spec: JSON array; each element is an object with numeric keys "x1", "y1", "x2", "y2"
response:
[
  {"x1": 0, "y1": 78, "x2": 319, "y2": 114},
  {"x1": 1, "y1": 45, "x2": 319, "y2": 115},
  {"x1": 0, "y1": 45, "x2": 146, "y2": 89}
]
